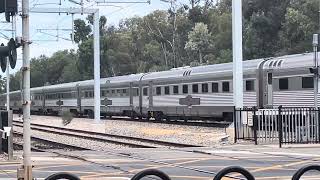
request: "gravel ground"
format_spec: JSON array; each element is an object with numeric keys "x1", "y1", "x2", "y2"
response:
[
  {"x1": 14, "y1": 126, "x2": 131, "y2": 151},
  {"x1": 14, "y1": 115, "x2": 227, "y2": 147},
  {"x1": 0, "y1": 153, "x2": 7, "y2": 161}
]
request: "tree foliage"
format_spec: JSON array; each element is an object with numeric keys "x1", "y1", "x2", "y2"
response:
[{"x1": 7, "y1": 0, "x2": 319, "y2": 91}]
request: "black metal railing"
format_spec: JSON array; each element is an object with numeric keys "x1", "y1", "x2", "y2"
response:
[{"x1": 234, "y1": 106, "x2": 320, "y2": 147}]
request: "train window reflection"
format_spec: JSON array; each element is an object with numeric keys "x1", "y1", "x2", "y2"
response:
[
  {"x1": 183, "y1": 85, "x2": 188, "y2": 94},
  {"x1": 222, "y1": 82, "x2": 230, "y2": 92},
  {"x1": 279, "y1": 78, "x2": 288, "y2": 90},
  {"x1": 156, "y1": 87, "x2": 161, "y2": 95},
  {"x1": 192, "y1": 84, "x2": 198, "y2": 93},
  {"x1": 212, "y1": 83, "x2": 218, "y2": 93},
  {"x1": 143, "y1": 87, "x2": 148, "y2": 96},
  {"x1": 246, "y1": 80, "x2": 255, "y2": 91},
  {"x1": 165, "y1": 86, "x2": 170, "y2": 95},
  {"x1": 302, "y1": 77, "x2": 313, "y2": 89},
  {"x1": 202, "y1": 83, "x2": 208, "y2": 93},
  {"x1": 173, "y1": 86, "x2": 179, "y2": 94}
]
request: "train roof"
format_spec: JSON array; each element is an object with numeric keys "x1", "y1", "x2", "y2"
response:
[
  {"x1": 263, "y1": 53, "x2": 318, "y2": 69},
  {"x1": 142, "y1": 58, "x2": 264, "y2": 81}
]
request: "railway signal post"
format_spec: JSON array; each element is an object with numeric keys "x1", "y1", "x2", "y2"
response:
[{"x1": 312, "y1": 34, "x2": 319, "y2": 108}]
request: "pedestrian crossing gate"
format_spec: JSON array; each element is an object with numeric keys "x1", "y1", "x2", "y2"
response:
[{"x1": 234, "y1": 106, "x2": 320, "y2": 147}]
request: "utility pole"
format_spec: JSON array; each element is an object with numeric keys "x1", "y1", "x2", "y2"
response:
[
  {"x1": 27, "y1": 8, "x2": 101, "y2": 122},
  {"x1": 171, "y1": 0, "x2": 177, "y2": 68},
  {"x1": 22, "y1": 0, "x2": 32, "y2": 179},
  {"x1": 313, "y1": 34, "x2": 319, "y2": 108},
  {"x1": 232, "y1": 0, "x2": 243, "y2": 109},
  {"x1": 93, "y1": 10, "x2": 100, "y2": 122}
]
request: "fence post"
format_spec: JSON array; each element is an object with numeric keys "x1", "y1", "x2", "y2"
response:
[
  {"x1": 253, "y1": 106, "x2": 258, "y2": 145},
  {"x1": 318, "y1": 108, "x2": 320, "y2": 143},
  {"x1": 278, "y1": 106, "x2": 283, "y2": 148},
  {"x1": 234, "y1": 106, "x2": 237, "y2": 143}
]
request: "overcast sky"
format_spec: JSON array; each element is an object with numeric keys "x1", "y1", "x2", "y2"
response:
[{"x1": 0, "y1": 0, "x2": 185, "y2": 75}]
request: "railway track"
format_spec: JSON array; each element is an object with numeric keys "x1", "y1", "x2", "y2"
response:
[
  {"x1": 20, "y1": 113, "x2": 230, "y2": 128},
  {"x1": 13, "y1": 120, "x2": 201, "y2": 148},
  {"x1": 13, "y1": 131, "x2": 90, "y2": 151},
  {"x1": 106, "y1": 117, "x2": 230, "y2": 128}
]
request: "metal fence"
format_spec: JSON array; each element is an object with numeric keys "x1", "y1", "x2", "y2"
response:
[
  {"x1": 234, "y1": 107, "x2": 257, "y2": 144},
  {"x1": 279, "y1": 107, "x2": 320, "y2": 147},
  {"x1": 234, "y1": 106, "x2": 320, "y2": 147}
]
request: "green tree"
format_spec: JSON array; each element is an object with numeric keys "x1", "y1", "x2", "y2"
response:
[
  {"x1": 73, "y1": 19, "x2": 91, "y2": 44},
  {"x1": 185, "y1": 22, "x2": 212, "y2": 64}
]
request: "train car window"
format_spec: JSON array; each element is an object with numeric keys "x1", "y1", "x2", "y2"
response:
[
  {"x1": 183, "y1": 85, "x2": 188, "y2": 94},
  {"x1": 165, "y1": 86, "x2": 170, "y2": 95},
  {"x1": 143, "y1": 87, "x2": 148, "y2": 96},
  {"x1": 222, "y1": 82, "x2": 230, "y2": 92},
  {"x1": 302, "y1": 77, "x2": 314, "y2": 88},
  {"x1": 279, "y1": 78, "x2": 289, "y2": 90},
  {"x1": 173, "y1": 86, "x2": 179, "y2": 94},
  {"x1": 101, "y1": 90, "x2": 105, "y2": 97},
  {"x1": 246, "y1": 80, "x2": 255, "y2": 91},
  {"x1": 135, "y1": 88, "x2": 139, "y2": 96},
  {"x1": 173, "y1": 85, "x2": 179, "y2": 94},
  {"x1": 202, "y1": 83, "x2": 208, "y2": 93},
  {"x1": 192, "y1": 84, "x2": 199, "y2": 93},
  {"x1": 212, "y1": 82, "x2": 219, "y2": 92},
  {"x1": 117, "y1": 89, "x2": 121, "y2": 94},
  {"x1": 156, "y1": 87, "x2": 161, "y2": 95},
  {"x1": 123, "y1": 89, "x2": 127, "y2": 94},
  {"x1": 85, "y1": 92, "x2": 88, "y2": 98}
]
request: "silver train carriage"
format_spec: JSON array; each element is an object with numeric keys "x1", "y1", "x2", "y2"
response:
[{"x1": 0, "y1": 53, "x2": 318, "y2": 121}]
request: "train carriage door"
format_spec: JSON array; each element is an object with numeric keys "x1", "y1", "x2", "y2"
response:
[
  {"x1": 257, "y1": 59, "x2": 268, "y2": 108},
  {"x1": 148, "y1": 81, "x2": 153, "y2": 111},
  {"x1": 129, "y1": 82, "x2": 133, "y2": 109},
  {"x1": 42, "y1": 89, "x2": 45, "y2": 111},
  {"x1": 76, "y1": 84, "x2": 81, "y2": 112},
  {"x1": 265, "y1": 72, "x2": 273, "y2": 107}
]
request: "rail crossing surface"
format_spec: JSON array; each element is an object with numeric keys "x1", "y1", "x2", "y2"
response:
[{"x1": 0, "y1": 144, "x2": 320, "y2": 179}]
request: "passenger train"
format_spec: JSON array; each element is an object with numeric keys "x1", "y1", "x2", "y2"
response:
[{"x1": 0, "y1": 53, "x2": 318, "y2": 121}]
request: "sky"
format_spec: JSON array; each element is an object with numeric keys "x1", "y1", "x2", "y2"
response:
[{"x1": 0, "y1": 0, "x2": 187, "y2": 75}]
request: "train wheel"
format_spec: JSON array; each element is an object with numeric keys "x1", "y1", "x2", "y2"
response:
[{"x1": 155, "y1": 112, "x2": 162, "y2": 121}]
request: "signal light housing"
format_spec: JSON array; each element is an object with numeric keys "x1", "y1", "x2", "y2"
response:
[{"x1": 0, "y1": 38, "x2": 18, "y2": 72}]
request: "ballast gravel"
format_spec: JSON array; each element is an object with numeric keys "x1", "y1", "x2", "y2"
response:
[
  {"x1": 14, "y1": 126, "x2": 128, "y2": 151},
  {"x1": 14, "y1": 115, "x2": 228, "y2": 147}
]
